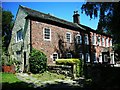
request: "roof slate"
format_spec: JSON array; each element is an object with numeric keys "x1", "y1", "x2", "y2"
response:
[
  {"x1": 19, "y1": 5, "x2": 112, "y2": 37},
  {"x1": 19, "y1": 5, "x2": 86, "y2": 31}
]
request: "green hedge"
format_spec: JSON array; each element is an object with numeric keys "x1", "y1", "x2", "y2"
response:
[
  {"x1": 29, "y1": 48, "x2": 47, "y2": 74},
  {"x1": 56, "y1": 59, "x2": 83, "y2": 77},
  {"x1": 56, "y1": 59, "x2": 80, "y2": 65}
]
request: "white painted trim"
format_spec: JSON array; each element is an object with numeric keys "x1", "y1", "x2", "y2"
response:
[
  {"x1": 52, "y1": 52, "x2": 58, "y2": 63},
  {"x1": 76, "y1": 33, "x2": 82, "y2": 44},
  {"x1": 16, "y1": 29, "x2": 23, "y2": 43},
  {"x1": 66, "y1": 32, "x2": 72, "y2": 43},
  {"x1": 43, "y1": 27, "x2": 51, "y2": 41}
]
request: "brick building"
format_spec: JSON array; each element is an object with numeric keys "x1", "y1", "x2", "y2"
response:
[{"x1": 8, "y1": 5, "x2": 114, "y2": 72}]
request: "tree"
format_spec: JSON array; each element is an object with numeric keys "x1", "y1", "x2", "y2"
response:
[
  {"x1": 2, "y1": 9, "x2": 14, "y2": 52},
  {"x1": 2, "y1": 8, "x2": 14, "y2": 65},
  {"x1": 81, "y1": 2, "x2": 120, "y2": 61}
]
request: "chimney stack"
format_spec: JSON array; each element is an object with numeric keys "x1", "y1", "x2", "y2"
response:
[{"x1": 73, "y1": 11, "x2": 80, "y2": 24}]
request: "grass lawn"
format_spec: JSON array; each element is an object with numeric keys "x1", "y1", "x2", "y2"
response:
[
  {"x1": 1, "y1": 72, "x2": 35, "y2": 89},
  {"x1": 31, "y1": 71, "x2": 69, "y2": 81}
]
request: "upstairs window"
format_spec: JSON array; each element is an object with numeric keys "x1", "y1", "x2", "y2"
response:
[
  {"x1": 53, "y1": 53, "x2": 58, "y2": 62},
  {"x1": 66, "y1": 32, "x2": 71, "y2": 43},
  {"x1": 102, "y1": 37, "x2": 105, "y2": 47},
  {"x1": 43, "y1": 28, "x2": 51, "y2": 41},
  {"x1": 97, "y1": 36, "x2": 101, "y2": 46},
  {"x1": 16, "y1": 29, "x2": 23, "y2": 42},
  {"x1": 92, "y1": 34, "x2": 96, "y2": 45},
  {"x1": 76, "y1": 34, "x2": 82, "y2": 44},
  {"x1": 66, "y1": 53, "x2": 72, "y2": 58},
  {"x1": 85, "y1": 34, "x2": 89, "y2": 45},
  {"x1": 106, "y1": 38, "x2": 109, "y2": 47},
  {"x1": 110, "y1": 39, "x2": 112, "y2": 46}
]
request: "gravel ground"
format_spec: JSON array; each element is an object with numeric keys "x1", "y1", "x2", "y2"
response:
[{"x1": 16, "y1": 73, "x2": 84, "y2": 88}]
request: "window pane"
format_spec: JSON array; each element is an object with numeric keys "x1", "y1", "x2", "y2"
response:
[
  {"x1": 44, "y1": 28, "x2": 50, "y2": 40},
  {"x1": 53, "y1": 54, "x2": 58, "y2": 61},
  {"x1": 16, "y1": 30, "x2": 23, "y2": 42},
  {"x1": 66, "y1": 33, "x2": 71, "y2": 43}
]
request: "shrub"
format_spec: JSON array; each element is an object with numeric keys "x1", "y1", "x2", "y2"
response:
[
  {"x1": 29, "y1": 48, "x2": 47, "y2": 74},
  {"x1": 56, "y1": 59, "x2": 80, "y2": 65},
  {"x1": 56, "y1": 59, "x2": 83, "y2": 77}
]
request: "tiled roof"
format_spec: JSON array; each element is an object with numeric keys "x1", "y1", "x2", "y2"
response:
[
  {"x1": 19, "y1": 5, "x2": 112, "y2": 37},
  {"x1": 19, "y1": 5, "x2": 86, "y2": 31}
]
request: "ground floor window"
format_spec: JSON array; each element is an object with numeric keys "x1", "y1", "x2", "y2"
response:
[
  {"x1": 86, "y1": 53, "x2": 90, "y2": 62},
  {"x1": 53, "y1": 53, "x2": 58, "y2": 62},
  {"x1": 66, "y1": 53, "x2": 72, "y2": 58},
  {"x1": 93, "y1": 53, "x2": 97, "y2": 63},
  {"x1": 79, "y1": 53, "x2": 84, "y2": 60}
]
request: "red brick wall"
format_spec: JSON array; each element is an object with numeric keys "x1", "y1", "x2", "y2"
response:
[{"x1": 31, "y1": 20, "x2": 82, "y2": 65}]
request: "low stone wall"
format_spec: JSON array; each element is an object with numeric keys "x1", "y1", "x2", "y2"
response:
[{"x1": 47, "y1": 65, "x2": 73, "y2": 77}]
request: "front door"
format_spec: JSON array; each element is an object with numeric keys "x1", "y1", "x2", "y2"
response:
[{"x1": 24, "y1": 52, "x2": 26, "y2": 72}]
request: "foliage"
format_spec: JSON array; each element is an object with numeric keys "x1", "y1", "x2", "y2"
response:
[
  {"x1": 2, "y1": 9, "x2": 14, "y2": 51},
  {"x1": 32, "y1": 71, "x2": 67, "y2": 81},
  {"x1": 29, "y1": 48, "x2": 47, "y2": 74},
  {"x1": 1, "y1": 72, "x2": 34, "y2": 89},
  {"x1": 56, "y1": 59, "x2": 80, "y2": 65},
  {"x1": 56, "y1": 59, "x2": 83, "y2": 77},
  {"x1": 81, "y1": 2, "x2": 120, "y2": 61}
]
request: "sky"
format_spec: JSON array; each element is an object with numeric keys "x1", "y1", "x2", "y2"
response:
[{"x1": 2, "y1": 2, "x2": 99, "y2": 30}]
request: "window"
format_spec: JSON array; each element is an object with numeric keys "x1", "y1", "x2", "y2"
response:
[
  {"x1": 43, "y1": 28, "x2": 51, "y2": 41},
  {"x1": 92, "y1": 34, "x2": 96, "y2": 45},
  {"x1": 110, "y1": 39, "x2": 112, "y2": 46},
  {"x1": 86, "y1": 53, "x2": 90, "y2": 62},
  {"x1": 16, "y1": 51, "x2": 21, "y2": 60},
  {"x1": 16, "y1": 30, "x2": 23, "y2": 42},
  {"x1": 79, "y1": 53, "x2": 83, "y2": 60},
  {"x1": 102, "y1": 37, "x2": 105, "y2": 47},
  {"x1": 53, "y1": 53, "x2": 58, "y2": 62},
  {"x1": 66, "y1": 32, "x2": 71, "y2": 43},
  {"x1": 85, "y1": 34, "x2": 89, "y2": 45},
  {"x1": 106, "y1": 38, "x2": 109, "y2": 47},
  {"x1": 93, "y1": 53, "x2": 97, "y2": 63},
  {"x1": 76, "y1": 34, "x2": 82, "y2": 44},
  {"x1": 66, "y1": 53, "x2": 72, "y2": 58},
  {"x1": 97, "y1": 36, "x2": 101, "y2": 46}
]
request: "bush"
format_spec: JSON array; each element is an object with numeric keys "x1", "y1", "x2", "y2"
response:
[
  {"x1": 56, "y1": 59, "x2": 80, "y2": 65},
  {"x1": 56, "y1": 59, "x2": 83, "y2": 77},
  {"x1": 29, "y1": 48, "x2": 47, "y2": 74}
]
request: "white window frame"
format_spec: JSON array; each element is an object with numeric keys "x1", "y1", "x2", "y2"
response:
[
  {"x1": 76, "y1": 34, "x2": 82, "y2": 44},
  {"x1": 97, "y1": 36, "x2": 101, "y2": 46},
  {"x1": 66, "y1": 32, "x2": 71, "y2": 43},
  {"x1": 85, "y1": 34, "x2": 89, "y2": 45},
  {"x1": 79, "y1": 53, "x2": 84, "y2": 60},
  {"x1": 52, "y1": 52, "x2": 58, "y2": 62},
  {"x1": 92, "y1": 34, "x2": 96, "y2": 45},
  {"x1": 16, "y1": 29, "x2": 23, "y2": 42},
  {"x1": 110, "y1": 39, "x2": 112, "y2": 46},
  {"x1": 66, "y1": 53, "x2": 72, "y2": 58},
  {"x1": 93, "y1": 53, "x2": 97, "y2": 63},
  {"x1": 102, "y1": 37, "x2": 105, "y2": 47},
  {"x1": 106, "y1": 38, "x2": 109, "y2": 47},
  {"x1": 43, "y1": 28, "x2": 51, "y2": 41},
  {"x1": 86, "y1": 53, "x2": 90, "y2": 62}
]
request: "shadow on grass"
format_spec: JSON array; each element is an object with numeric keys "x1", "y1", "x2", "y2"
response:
[
  {"x1": 2, "y1": 80, "x2": 85, "y2": 90},
  {"x1": 2, "y1": 82, "x2": 35, "y2": 90}
]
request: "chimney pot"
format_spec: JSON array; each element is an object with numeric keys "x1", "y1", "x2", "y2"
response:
[{"x1": 73, "y1": 11, "x2": 80, "y2": 24}]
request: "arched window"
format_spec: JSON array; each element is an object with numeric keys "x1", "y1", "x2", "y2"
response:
[
  {"x1": 86, "y1": 53, "x2": 90, "y2": 62},
  {"x1": 85, "y1": 34, "x2": 89, "y2": 45},
  {"x1": 52, "y1": 52, "x2": 58, "y2": 62},
  {"x1": 76, "y1": 34, "x2": 82, "y2": 44}
]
